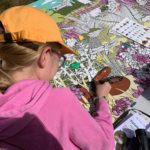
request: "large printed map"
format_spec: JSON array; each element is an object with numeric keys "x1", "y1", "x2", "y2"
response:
[{"x1": 29, "y1": 0, "x2": 150, "y2": 123}]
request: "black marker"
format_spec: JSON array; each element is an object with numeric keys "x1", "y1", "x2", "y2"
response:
[
  {"x1": 98, "y1": 77, "x2": 113, "y2": 84},
  {"x1": 89, "y1": 76, "x2": 122, "y2": 91},
  {"x1": 113, "y1": 110, "x2": 129, "y2": 129}
]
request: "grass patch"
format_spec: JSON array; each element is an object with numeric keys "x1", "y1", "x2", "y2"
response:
[{"x1": 0, "y1": 0, "x2": 37, "y2": 14}]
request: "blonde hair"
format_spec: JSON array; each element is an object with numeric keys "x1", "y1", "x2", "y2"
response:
[{"x1": 0, "y1": 23, "x2": 62, "y2": 94}]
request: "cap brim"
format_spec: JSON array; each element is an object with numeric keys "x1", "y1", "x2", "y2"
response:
[{"x1": 58, "y1": 41, "x2": 79, "y2": 56}]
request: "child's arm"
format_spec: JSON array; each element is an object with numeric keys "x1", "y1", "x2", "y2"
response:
[{"x1": 67, "y1": 89, "x2": 115, "y2": 150}]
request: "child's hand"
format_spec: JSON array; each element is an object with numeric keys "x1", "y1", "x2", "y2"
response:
[{"x1": 95, "y1": 79, "x2": 112, "y2": 97}]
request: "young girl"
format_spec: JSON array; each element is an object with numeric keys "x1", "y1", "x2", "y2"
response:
[{"x1": 0, "y1": 5, "x2": 115, "y2": 150}]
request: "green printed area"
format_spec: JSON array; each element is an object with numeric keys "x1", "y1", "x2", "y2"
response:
[
  {"x1": 60, "y1": 29, "x2": 66, "y2": 37},
  {"x1": 131, "y1": 120, "x2": 139, "y2": 129},
  {"x1": 47, "y1": 10, "x2": 54, "y2": 15},
  {"x1": 101, "y1": 1, "x2": 108, "y2": 12},
  {"x1": 101, "y1": 6, "x2": 108, "y2": 12},
  {"x1": 50, "y1": 13, "x2": 64, "y2": 23},
  {"x1": 41, "y1": 7, "x2": 48, "y2": 12},
  {"x1": 41, "y1": 8, "x2": 64, "y2": 23},
  {"x1": 82, "y1": 28, "x2": 101, "y2": 43},
  {"x1": 56, "y1": 0, "x2": 84, "y2": 15},
  {"x1": 130, "y1": 125, "x2": 135, "y2": 130}
]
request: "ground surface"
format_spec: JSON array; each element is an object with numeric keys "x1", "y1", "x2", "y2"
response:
[{"x1": 0, "y1": 0, "x2": 37, "y2": 14}]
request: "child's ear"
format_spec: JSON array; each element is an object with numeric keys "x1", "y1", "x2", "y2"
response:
[
  {"x1": 38, "y1": 47, "x2": 51, "y2": 67},
  {"x1": 44, "y1": 47, "x2": 51, "y2": 53}
]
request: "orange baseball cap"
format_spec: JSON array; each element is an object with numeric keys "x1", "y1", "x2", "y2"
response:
[{"x1": 0, "y1": 5, "x2": 79, "y2": 56}]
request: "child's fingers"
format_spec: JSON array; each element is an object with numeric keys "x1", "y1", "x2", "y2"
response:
[{"x1": 95, "y1": 79, "x2": 101, "y2": 85}]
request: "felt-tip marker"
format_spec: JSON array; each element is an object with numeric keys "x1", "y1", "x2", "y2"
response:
[
  {"x1": 113, "y1": 110, "x2": 129, "y2": 129},
  {"x1": 98, "y1": 77, "x2": 113, "y2": 84}
]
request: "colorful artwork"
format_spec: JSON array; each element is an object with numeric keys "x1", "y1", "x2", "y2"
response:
[{"x1": 29, "y1": 0, "x2": 150, "y2": 123}]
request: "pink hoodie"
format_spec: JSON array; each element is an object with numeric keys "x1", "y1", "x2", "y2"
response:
[{"x1": 0, "y1": 79, "x2": 115, "y2": 150}]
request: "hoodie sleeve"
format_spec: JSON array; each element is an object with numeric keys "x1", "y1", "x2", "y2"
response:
[{"x1": 67, "y1": 89, "x2": 115, "y2": 150}]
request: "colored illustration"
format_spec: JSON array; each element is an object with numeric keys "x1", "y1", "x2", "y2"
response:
[{"x1": 29, "y1": 0, "x2": 150, "y2": 123}]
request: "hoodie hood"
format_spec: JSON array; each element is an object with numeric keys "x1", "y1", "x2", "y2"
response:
[{"x1": 0, "y1": 79, "x2": 53, "y2": 139}]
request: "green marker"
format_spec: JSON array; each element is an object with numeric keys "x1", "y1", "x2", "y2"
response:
[{"x1": 130, "y1": 102, "x2": 137, "y2": 107}]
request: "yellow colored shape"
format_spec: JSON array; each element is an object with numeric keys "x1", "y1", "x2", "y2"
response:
[
  {"x1": 67, "y1": 20, "x2": 69, "y2": 22},
  {"x1": 96, "y1": 58, "x2": 103, "y2": 63},
  {"x1": 63, "y1": 38, "x2": 66, "y2": 41},
  {"x1": 64, "y1": 22, "x2": 67, "y2": 24},
  {"x1": 80, "y1": 96, "x2": 90, "y2": 112},
  {"x1": 110, "y1": 35, "x2": 117, "y2": 40},
  {"x1": 56, "y1": 74, "x2": 66, "y2": 87},
  {"x1": 82, "y1": 75, "x2": 89, "y2": 92},
  {"x1": 143, "y1": 21, "x2": 150, "y2": 27},
  {"x1": 79, "y1": 35, "x2": 84, "y2": 40},
  {"x1": 70, "y1": 37, "x2": 74, "y2": 39},
  {"x1": 76, "y1": 50, "x2": 79, "y2": 54},
  {"x1": 53, "y1": 79, "x2": 57, "y2": 87},
  {"x1": 117, "y1": 37, "x2": 128, "y2": 43},
  {"x1": 99, "y1": 3, "x2": 104, "y2": 6}
]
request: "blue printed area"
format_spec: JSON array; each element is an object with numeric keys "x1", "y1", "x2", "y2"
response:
[{"x1": 28, "y1": 0, "x2": 74, "y2": 10}]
